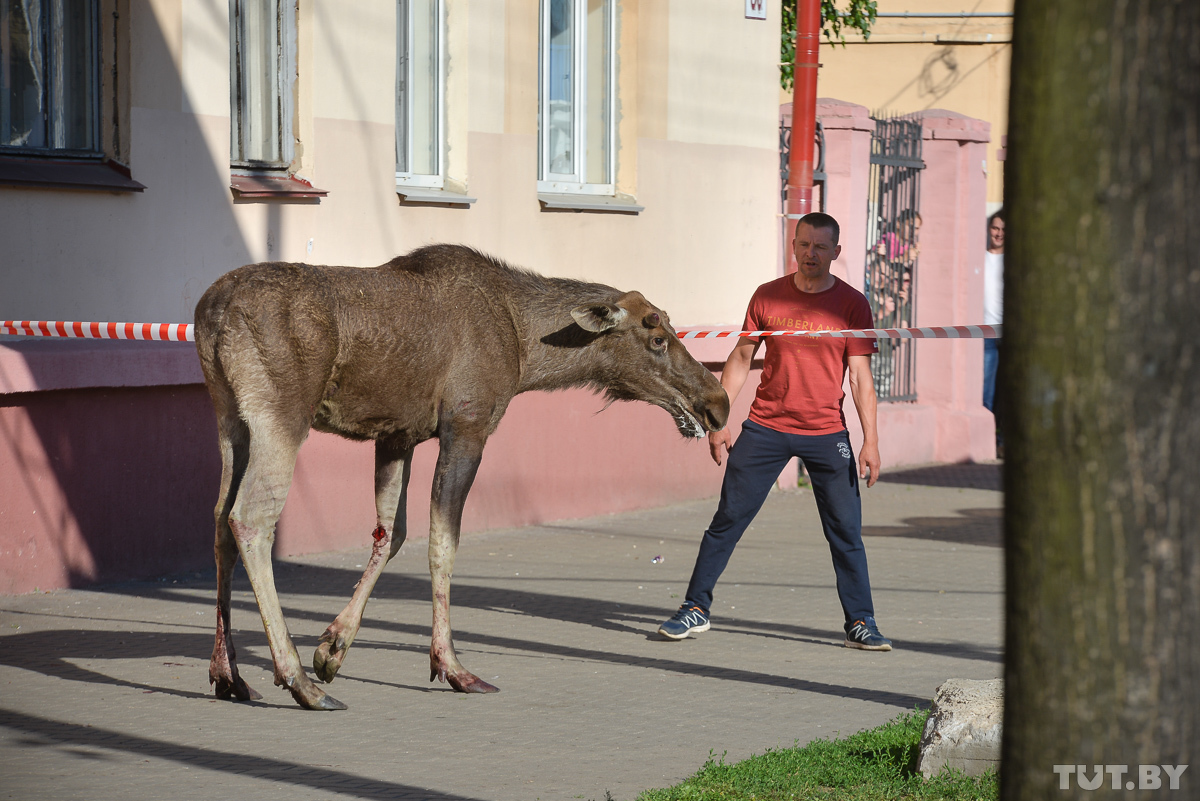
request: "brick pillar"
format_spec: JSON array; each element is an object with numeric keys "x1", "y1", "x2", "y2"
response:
[
  {"x1": 815, "y1": 98, "x2": 875, "y2": 289},
  {"x1": 910, "y1": 109, "x2": 996, "y2": 462}
]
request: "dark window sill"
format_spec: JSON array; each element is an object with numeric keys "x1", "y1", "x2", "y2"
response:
[
  {"x1": 230, "y1": 173, "x2": 327, "y2": 199},
  {"x1": 0, "y1": 157, "x2": 145, "y2": 192}
]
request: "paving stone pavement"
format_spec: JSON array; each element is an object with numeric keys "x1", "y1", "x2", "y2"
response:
[{"x1": 0, "y1": 463, "x2": 1003, "y2": 801}]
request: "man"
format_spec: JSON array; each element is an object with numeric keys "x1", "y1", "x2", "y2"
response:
[
  {"x1": 982, "y1": 209, "x2": 1005, "y2": 455},
  {"x1": 658, "y1": 212, "x2": 892, "y2": 651}
]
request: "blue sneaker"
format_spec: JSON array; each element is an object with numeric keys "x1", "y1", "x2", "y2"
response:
[
  {"x1": 845, "y1": 617, "x2": 893, "y2": 651},
  {"x1": 658, "y1": 604, "x2": 710, "y2": 640}
]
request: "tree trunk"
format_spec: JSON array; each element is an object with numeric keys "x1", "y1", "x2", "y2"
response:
[{"x1": 1002, "y1": 1, "x2": 1200, "y2": 798}]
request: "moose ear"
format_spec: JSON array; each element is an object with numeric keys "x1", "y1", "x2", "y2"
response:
[{"x1": 571, "y1": 303, "x2": 628, "y2": 333}]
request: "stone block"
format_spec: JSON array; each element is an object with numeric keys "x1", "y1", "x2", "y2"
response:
[{"x1": 917, "y1": 678, "x2": 1003, "y2": 778}]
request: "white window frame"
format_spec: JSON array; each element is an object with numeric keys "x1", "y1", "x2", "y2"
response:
[
  {"x1": 395, "y1": 0, "x2": 445, "y2": 189},
  {"x1": 537, "y1": 0, "x2": 615, "y2": 196},
  {"x1": 230, "y1": 0, "x2": 296, "y2": 171},
  {"x1": 0, "y1": 0, "x2": 101, "y2": 157}
]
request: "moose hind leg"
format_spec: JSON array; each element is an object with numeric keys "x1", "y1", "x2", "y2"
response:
[
  {"x1": 428, "y1": 434, "x2": 498, "y2": 694},
  {"x1": 209, "y1": 413, "x2": 261, "y2": 701},
  {"x1": 314, "y1": 440, "x2": 414, "y2": 683},
  {"x1": 232, "y1": 425, "x2": 346, "y2": 710}
]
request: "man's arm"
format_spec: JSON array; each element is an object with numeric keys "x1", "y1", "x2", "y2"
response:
[
  {"x1": 708, "y1": 338, "x2": 759, "y2": 465},
  {"x1": 847, "y1": 354, "x2": 881, "y2": 487}
]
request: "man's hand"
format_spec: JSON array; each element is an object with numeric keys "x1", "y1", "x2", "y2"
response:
[
  {"x1": 859, "y1": 442, "x2": 881, "y2": 488},
  {"x1": 709, "y1": 429, "x2": 733, "y2": 466}
]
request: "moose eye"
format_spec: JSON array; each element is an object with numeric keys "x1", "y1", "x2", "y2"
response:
[{"x1": 652, "y1": 336, "x2": 666, "y2": 349}]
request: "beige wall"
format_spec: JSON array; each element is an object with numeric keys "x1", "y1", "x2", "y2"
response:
[
  {"x1": 1, "y1": 0, "x2": 781, "y2": 328},
  {"x1": 788, "y1": 0, "x2": 1012, "y2": 206}
]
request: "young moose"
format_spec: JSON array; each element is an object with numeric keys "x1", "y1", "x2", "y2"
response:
[{"x1": 195, "y1": 244, "x2": 730, "y2": 710}]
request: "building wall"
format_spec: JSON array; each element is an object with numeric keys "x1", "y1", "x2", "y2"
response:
[
  {"x1": 0, "y1": 1, "x2": 1002, "y2": 594},
  {"x1": 1, "y1": 0, "x2": 780, "y2": 326},
  {"x1": 0, "y1": 0, "x2": 781, "y2": 592}
]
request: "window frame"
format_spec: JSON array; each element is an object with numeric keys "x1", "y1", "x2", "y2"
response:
[
  {"x1": 537, "y1": 0, "x2": 615, "y2": 196},
  {"x1": 0, "y1": 0, "x2": 102, "y2": 159},
  {"x1": 395, "y1": 0, "x2": 445, "y2": 190},
  {"x1": 229, "y1": 0, "x2": 297, "y2": 172}
]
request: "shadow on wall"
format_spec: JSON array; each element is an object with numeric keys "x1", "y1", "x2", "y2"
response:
[
  {"x1": 918, "y1": 46, "x2": 962, "y2": 104},
  {"x1": 1, "y1": 6, "x2": 252, "y2": 592},
  {"x1": 0, "y1": 385, "x2": 222, "y2": 590}
]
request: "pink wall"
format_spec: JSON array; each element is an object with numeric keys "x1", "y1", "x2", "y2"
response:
[{"x1": 0, "y1": 339, "x2": 755, "y2": 594}]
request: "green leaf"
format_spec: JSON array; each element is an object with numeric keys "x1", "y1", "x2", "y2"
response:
[{"x1": 780, "y1": 0, "x2": 878, "y2": 90}]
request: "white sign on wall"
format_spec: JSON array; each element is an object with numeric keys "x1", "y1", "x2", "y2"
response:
[{"x1": 745, "y1": 0, "x2": 766, "y2": 20}]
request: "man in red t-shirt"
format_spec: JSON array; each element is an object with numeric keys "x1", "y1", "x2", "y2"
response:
[{"x1": 658, "y1": 213, "x2": 893, "y2": 651}]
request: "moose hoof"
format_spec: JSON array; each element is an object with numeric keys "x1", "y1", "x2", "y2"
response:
[
  {"x1": 282, "y1": 672, "x2": 348, "y2": 711},
  {"x1": 450, "y1": 673, "x2": 500, "y2": 694},
  {"x1": 429, "y1": 664, "x2": 499, "y2": 694},
  {"x1": 309, "y1": 693, "x2": 349, "y2": 711},
  {"x1": 313, "y1": 637, "x2": 348, "y2": 684},
  {"x1": 211, "y1": 672, "x2": 263, "y2": 702}
]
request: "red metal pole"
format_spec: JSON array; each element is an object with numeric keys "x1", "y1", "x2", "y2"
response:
[{"x1": 785, "y1": 0, "x2": 820, "y2": 273}]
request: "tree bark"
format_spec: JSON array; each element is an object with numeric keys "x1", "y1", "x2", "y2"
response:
[{"x1": 1002, "y1": 0, "x2": 1200, "y2": 798}]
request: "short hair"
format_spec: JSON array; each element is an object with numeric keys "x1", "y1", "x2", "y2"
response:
[{"x1": 796, "y1": 212, "x2": 840, "y2": 246}]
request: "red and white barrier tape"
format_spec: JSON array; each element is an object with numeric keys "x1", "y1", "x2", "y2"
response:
[
  {"x1": 1, "y1": 320, "x2": 195, "y2": 341},
  {"x1": 677, "y1": 324, "x2": 1001, "y2": 340},
  {"x1": 2, "y1": 320, "x2": 1001, "y2": 342}
]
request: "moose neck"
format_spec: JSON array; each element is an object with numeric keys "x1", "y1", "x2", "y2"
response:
[{"x1": 506, "y1": 277, "x2": 622, "y2": 395}]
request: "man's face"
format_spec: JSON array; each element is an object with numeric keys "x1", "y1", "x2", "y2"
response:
[
  {"x1": 989, "y1": 217, "x2": 1005, "y2": 251},
  {"x1": 793, "y1": 223, "x2": 841, "y2": 281}
]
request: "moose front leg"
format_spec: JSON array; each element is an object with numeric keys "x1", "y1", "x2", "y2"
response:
[
  {"x1": 428, "y1": 430, "x2": 498, "y2": 693},
  {"x1": 314, "y1": 439, "x2": 413, "y2": 683}
]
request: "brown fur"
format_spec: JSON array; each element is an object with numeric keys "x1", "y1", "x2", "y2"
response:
[{"x1": 194, "y1": 244, "x2": 729, "y2": 709}]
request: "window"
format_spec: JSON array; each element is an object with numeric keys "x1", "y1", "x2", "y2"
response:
[
  {"x1": 396, "y1": 0, "x2": 443, "y2": 189},
  {"x1": 230, "y1": 0, "x2": 295, "y2": 170},
  {"x1": 1, "y1": 0, "x2": 100, "y2": 156},
  {"x1": 538, "y1": 0, "x2": 613, "y2": 194}
]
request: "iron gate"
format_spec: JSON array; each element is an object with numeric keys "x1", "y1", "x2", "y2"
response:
[
  {"x1": 778, "y1": 118, "x2": 827, "y2": 211},
  {"x1": 864, "y1": 113, "x2": 924, "y2": 402}
]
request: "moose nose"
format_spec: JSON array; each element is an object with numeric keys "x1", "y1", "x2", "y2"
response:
[{"x1": 697, "y1": 392, "x2": 730, "y2": 433}]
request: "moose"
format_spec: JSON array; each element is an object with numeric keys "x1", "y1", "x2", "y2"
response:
[{"x1": 194, "y1": 244, "x2": 730, "y2": 710}]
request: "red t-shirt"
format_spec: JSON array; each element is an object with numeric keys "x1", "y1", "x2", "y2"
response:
[{"x1": 743, "y1": 274, "x2": 877, "y2": 435}]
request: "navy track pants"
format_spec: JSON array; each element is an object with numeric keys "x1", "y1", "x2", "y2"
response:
[{"x1": 684, "y1": 419, "x2": 876, "y2": 624}]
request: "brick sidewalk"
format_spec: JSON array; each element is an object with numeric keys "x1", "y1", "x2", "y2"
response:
[{"x1": 0, "y1": 465, "x2": 1003, "y2": 801}]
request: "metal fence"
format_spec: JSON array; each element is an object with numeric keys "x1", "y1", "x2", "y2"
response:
[
  {"x1": 864, "y1": 112, "x2": 924, "y2": 402},
  {"x1": 778, "y1": 119, "x2": 827, "y2": 211}
]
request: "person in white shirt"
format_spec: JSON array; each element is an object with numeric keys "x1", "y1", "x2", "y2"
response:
[{"x1": 983, "y1": 209, "x2": 1005, "y2": 454}]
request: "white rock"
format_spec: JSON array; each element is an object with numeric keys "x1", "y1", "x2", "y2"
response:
[{"x1": 917, "y1": 678, "x2": 1003, "y2": 779}]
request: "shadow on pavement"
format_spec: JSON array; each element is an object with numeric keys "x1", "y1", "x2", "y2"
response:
[
  {"x1": 863, "y1": 508, "x2": 1003, "y2": 548},
  {"x1": 98, "y1": 562, "x2": 1005, "y2": 667},
  {"x1": 879, "y1": 462, "x2": 1002, "y2": 492},
  {"x1": 2, "y1": 552, "x2": 998, "y2": 708},
  {"x1": 0, "y1": 708, "x2": 483, "y2": 801},
  {"x1": 0, "y1": 628, "x2": 270, "y2": 702}
]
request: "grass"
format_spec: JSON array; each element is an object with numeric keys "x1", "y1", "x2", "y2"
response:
[{"x1": 634, "y1": 710, "x2": 998, "y2": 801}]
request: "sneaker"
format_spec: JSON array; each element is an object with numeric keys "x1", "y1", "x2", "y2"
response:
[
  {"x1": 845, "y1": 617, "x2": 893, "y2": 651},
  {"x1": 658, "y1": 604, "x2": 710, "y2": 640}
]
